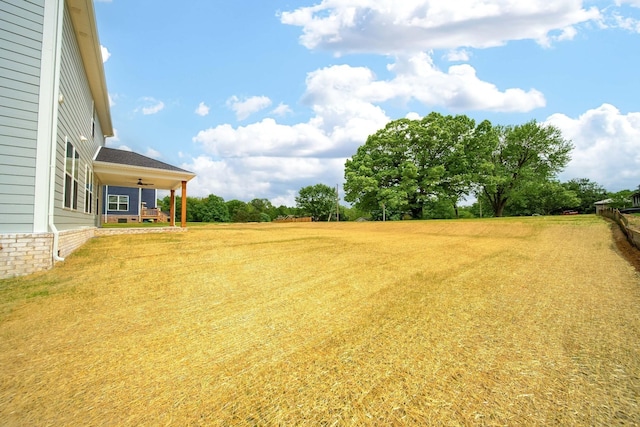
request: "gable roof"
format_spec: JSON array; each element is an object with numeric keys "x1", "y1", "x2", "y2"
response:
[{"x1": 93, "y1": 147, "x2": 195, "y2": 190}]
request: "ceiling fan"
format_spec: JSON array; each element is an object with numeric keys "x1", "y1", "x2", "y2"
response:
[{"x1": 136, "y1": 178, "x2": 153, "y2": 186}]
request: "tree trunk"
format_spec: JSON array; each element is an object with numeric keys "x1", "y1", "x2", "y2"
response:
[
  {"x1": 493, "y1": 198, "x2": 507, "y2": 217},
  {"x1": 453, "y1": 203, "x2": 459, "y2": 219}
]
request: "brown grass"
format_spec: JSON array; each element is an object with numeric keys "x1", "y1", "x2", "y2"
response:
[{"x1": 1, "y1": 216, "x2": 639, "y2": 425}]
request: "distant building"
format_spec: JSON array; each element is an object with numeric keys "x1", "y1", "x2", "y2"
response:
[
  {"x1": 632, "y1": 188, "x2": 640, "y2": 208},
  {"x1": 594, "y1": 198, "x2": 614, "y2": 214}
]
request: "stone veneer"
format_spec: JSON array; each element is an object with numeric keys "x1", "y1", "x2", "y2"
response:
[{"x1": 0, "y1": 227, "x2": 187, "y2": 279}]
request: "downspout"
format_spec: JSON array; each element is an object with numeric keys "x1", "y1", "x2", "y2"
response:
[
  {"x1": 45, "y1": 0, "x2": 65, "y2": 262},
  {"x1": 49, "y1": 139, "x2": 65, "y2": 262}
]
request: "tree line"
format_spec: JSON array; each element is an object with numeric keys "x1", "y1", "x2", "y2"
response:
[{"x1": 159, "y1": 112, "x2": 637, "y2": 222}]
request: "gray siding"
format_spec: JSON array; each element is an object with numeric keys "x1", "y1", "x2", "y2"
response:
[
  {"x1": 0, "y1": 0, "x2": 45, "y2": 232},
  {"x1": 53, "y1": 6, "x2": 104, "y2": 231}
]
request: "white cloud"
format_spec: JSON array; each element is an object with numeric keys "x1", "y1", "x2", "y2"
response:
[
  {"x1": 194, "y1": 54, "x2": 543, "y2": 162},
  {"x1": 615, "y1": 0, "x2": 640, "y2": 7},
  {"x1": 145, "y1": 148, "x2": 162, "y2": 159},
  {"x1": 445, "y1": 49, "x2": 471, "y2": 62},
  {"x1": 138, "y1": 97, "x2": 165, "y2": 115},
  {"x1": 280, "y1": 1, "x2": 601, "y2": 54},
  {"x1": 386, "y1": 53, "x2": 545, "y2": 112},
  {"x1": 271, "y1": 103, "x2": 293, "y2": 116},
  {"x1": 547, "y1": 104, "x2": 640, "y2": 191},
  {"x1": 100, "y1": 45, "x2": 111, "y2": 63},
  {"x1": 105, "y1": 128, "x2": 120, "y2": 144},
  {"x1": 108, "y1": 93, "x2": 116, "y2": 107},
  {"x1": 612, "y1": 14, "x2": 640, "y2": 32},
  {"x1": 226, "y1": 95, "x2": 272, "y2": 120},
  {"x1": 183, "y1": 155, "x2": 346, "y2": 202},
  {"x1": 195, "y1": 102, "x2": 210, "y2": 117}
]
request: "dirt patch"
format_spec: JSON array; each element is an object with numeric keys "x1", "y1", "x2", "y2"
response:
[{"x1": 609, "y1": 221, "x2": 640, "y2": 273}]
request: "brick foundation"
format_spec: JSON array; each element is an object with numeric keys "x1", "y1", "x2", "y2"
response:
[{"x1": 0, "y1": 227, "x2": 186, "y2": 279}]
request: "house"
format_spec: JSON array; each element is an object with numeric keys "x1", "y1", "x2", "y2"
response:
[
  {"x1": 594, "y1": 198, "x2": 613, "y2": 214},
  {"x1": 633, "y1": 188, "x2": 640, "y2": 208},
  {"x1": 102, "y1": 186, "x2": 166, "y2": 224},
  {"x1": 0, "y1": 0, "x2": 194, "y2": 278}
]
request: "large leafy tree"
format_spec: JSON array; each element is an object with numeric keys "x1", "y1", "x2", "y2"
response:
[
  {"x1": 344, "y1": 112, "x2": 480, "y2": 219},
  {"x1": 479, "y1": 120, "x2": 573, "y2": 217},
  {"x1": 195, "y1": 194, "x2": 230, "y2": 222},
  {"x1": 296, "y1": 183, "x2": 337, "y2": 221},
  {"x1": 561, "y1": 178, "x2": 608, "y2": 213},
  {"x1": 503, "y1": 180, "x2": 579, "y2": 216}
]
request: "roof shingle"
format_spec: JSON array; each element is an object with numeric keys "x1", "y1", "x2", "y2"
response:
[{"x1": 95, "y1": 147, "x2": 192, "y2": 173}]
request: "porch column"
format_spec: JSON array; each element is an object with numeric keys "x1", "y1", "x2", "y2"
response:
[
  {"x1": 181, "y1": 180, "x2": 187, "y2": 228},
  {"x1": 170, "y1": 189, "x2": 175, "y2": 227}
]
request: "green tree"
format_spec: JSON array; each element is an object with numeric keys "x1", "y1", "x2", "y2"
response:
[
  {"x1": 296, "y1": 184, "x2": 337, "y2": 221},
  {"x1": 226, "y1": 199, "x2": 247, "y2": 222},
  {"x1": 196, "y1": 194, "x2": 230, "y2": 222},
  {"x1": 249, "y1": 198, "x2": 274, "y2": 222},
  {"x1": 479, "y1": 120, "x2": 573, "y2": 217},
  {"x1": 608, "y1": 189, "x2": 634, "y2": 210},
  {"x1": 561, "y1": 178, "x2": 608, "y2": 213},
  {"x1": 170, "y1": 196, "x2": 201, "y2": 222},
  {"x1": 503, "y1": 180, "x2": 579, "y2": 216},
  {"x1": 344, "y1": 113, "x2": 482, "y2": 219}
]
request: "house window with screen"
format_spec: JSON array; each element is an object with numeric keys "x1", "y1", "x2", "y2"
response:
[
  {"x1": 64, "y1": 140, "x2": 79, "y2": 209},
  {"x1": 85, "y1": 166, "x2": 94, "y2": 213},
  {"x1": 108, "y1": 195, "x2": 129, "y2": 211}
]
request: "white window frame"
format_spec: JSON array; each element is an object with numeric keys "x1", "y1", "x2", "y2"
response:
[
  {"x1": 63, "y1": 138, "x2": 79, "y2": 210},
  {"x1": 84, "y1": 166, "x2": 94, "y2": 214},
  {"x1": 108, "y1": 195, "x2": 129, "y2": 212}
]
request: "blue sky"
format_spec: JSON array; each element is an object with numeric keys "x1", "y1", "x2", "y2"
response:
[{"x1": 95, "y1": 0, "x2": 640, "y2": 206}]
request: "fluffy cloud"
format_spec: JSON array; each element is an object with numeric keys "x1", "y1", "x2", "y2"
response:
[
  {"x1": 271, "y1": 103, "x2": 293, "y2": 116},
  {"x1": 280, "y1": 0, "x2": 601, "y2": 54},
  {"x1": 547, "y1": 104, "x2": 640, "y2": 191},
  {"x1": 194, "y1": 54, "x2": 543, "y2": 161},
  {"x1": 105, "y1": 128, "x2": 120, "y2": 143},
  {"x1": 100, "y1": 45, "x2": 111, "y2": 63},
  {"x1": 145, "y1": 148, "x2": 162, "y2": 159},
  {"x1": 195, "y1": 102, "x2": 210, "y2": 117},
  {"x1": 382, "y1": 53, "x2": 545, "y2": 112},
  {"x1": 616, "y1": 0, "x2": 640, "y2": 7},
  {"x1": 190, "y1": 51, "x2": 548, "y2": 202},
  {"x1": 227, "y1": 95, "x2": 272, "y2": 120},
  {"x1": 183, "y1": 156, "x2": 346, "y2": 202},
  {"x1": 445, "y1": 49, "x2": 471, "y2": 62},
  {"x1": 138, "y1": 97, "x2": 165, "y2": 115},
  {"x1": 613, "y1": 14, "x2": 640, "y2": 32}
]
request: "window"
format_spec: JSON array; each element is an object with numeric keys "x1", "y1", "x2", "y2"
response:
[
  {"x1": 64, "y1": 139, "x2": 79, "y2": 209},
  {"x1": 91, "y1": 102, "x2": 96, "y2": 138},
  {"x1": 85, "y1": 166, "x2": 94, "y2": 214},
  {"x1": 108, "y1": 195, "x2": 129, "y2": 212}
]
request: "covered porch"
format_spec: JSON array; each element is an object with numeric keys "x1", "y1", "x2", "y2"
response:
[{"x1": 93, "y1": 147, "x2": 196, "y2": 227}]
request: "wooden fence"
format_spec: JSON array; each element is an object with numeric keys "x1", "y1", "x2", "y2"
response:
[
  {"x1": 599, "y1": 208, "x2": 640, "y2": 250},
  {"x1": 272, "y1": 216, "x2": 313, "y2": 223}
]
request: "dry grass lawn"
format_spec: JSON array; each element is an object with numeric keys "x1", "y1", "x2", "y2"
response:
[{"x1": 1, "y1": 216, "x2": 639, "y2": 425}]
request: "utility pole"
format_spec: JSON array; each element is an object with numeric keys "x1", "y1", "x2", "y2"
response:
[{"x1": 336, "y1": 184, "x2": 340, "y2": 222}]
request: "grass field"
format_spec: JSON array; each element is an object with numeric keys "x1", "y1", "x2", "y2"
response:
[{"x1": 1, "y1": 216, "x2": 639, "y2": 425}]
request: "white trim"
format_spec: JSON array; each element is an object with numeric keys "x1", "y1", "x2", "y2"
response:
[
  {"x1": 34, "y1": 0, "x2": 65, "y2": 233},
  {"x1": 138, "y1": 187, "x2": 142, "y2": 222}
]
